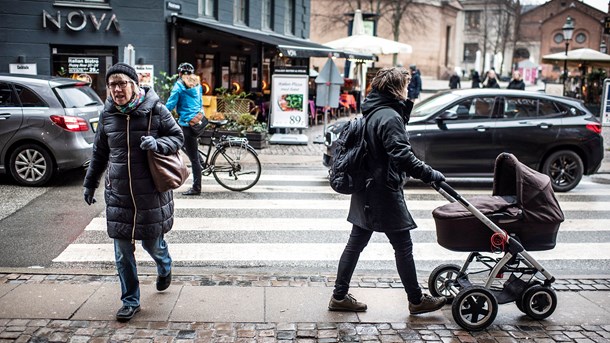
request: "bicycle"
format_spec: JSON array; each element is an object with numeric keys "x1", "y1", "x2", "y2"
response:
[{"x1": 185, "y1": 119, "x2": 261, "y2": 191}]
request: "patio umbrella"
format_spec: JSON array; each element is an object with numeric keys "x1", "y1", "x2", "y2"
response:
[
  {"x1": 324, "y1": 10, "x2": 413, "y2": 55},
  {"x1": 541, "y1": 48, "x2": 610, "y2": 68}
]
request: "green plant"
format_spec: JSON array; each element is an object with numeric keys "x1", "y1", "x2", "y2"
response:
[{"x1": 155, "y1": 71, "x2": 179, "y2": 103}]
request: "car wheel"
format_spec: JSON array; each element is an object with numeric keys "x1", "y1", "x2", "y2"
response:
[
  {"x1": 542, "y1": 150, "x2": 583, "y2": 192},
  {"x1": 9, "y1": 144, "x2": 55, "y2": 186}
]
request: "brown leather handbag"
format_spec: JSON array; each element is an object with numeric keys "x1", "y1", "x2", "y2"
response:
[{"x1": 146, "y1": 110, "x2": 190, "y2": 192}]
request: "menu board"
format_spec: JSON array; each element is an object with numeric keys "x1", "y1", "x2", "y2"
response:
[{"x1": 270, "y1": 74, "x2": 309, "y2": 129}]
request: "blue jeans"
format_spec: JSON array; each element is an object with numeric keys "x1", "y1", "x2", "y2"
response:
[
  {"x1": 114, "y1": 235, "x2": 172, "y2": 307},
  {"x1": 181, "y1": 125, "x2": 202, "y2": 191},
  {"x1": 333, "y1": 225, "x2": 422, "y2": 303}
]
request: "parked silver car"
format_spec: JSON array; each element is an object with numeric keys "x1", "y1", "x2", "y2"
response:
[{"x1": 0, "y1": 74, "x2": 103, "y2": 186}]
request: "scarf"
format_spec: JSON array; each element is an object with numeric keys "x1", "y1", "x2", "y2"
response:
[{"x1": 114, "y1": 87, "x2": 145, "y2": 114}]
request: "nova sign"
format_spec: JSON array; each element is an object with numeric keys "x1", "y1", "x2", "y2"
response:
[{"x1": 42, "y1": 10, "x2": 120, "y2": 32}]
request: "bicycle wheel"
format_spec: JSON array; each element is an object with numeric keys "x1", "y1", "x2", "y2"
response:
[{"x1": 211, "y1": 142, "x2": 261, "y2": 191}]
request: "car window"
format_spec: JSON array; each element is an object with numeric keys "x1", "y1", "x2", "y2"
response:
[
  {"x1": 55, "y1": 85, "x2": 103, "y2": 108},
  {"x1": 0, "y1": 82, "x2": 18, "y2": 107},
  {"x1": 446, "y1": 97, "x2": 495, "y2": 120},
  {"x1": 555, "y1": 101, "x2": 585, "y2": 117},
  {"x1": 503, "y1": 97, "x2": 538, "y2": 118},
  {"x1": 411, "y1": 92, "x2": 461, "y2": 118},
  {"x1": 14, "y1": 84, "x2": 47, "y2": 107},
  {"x1": 538, "y1": 99, "x2": 562, "y2": 118}
]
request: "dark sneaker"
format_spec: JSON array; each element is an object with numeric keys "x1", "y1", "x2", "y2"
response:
[
  {"x1": 182, "y1": 188, "x2": 201, "y2": 196},
  {"x1": 116, "y1": 305, "x2": 140, "y2": 322},
  {"x1": 156, "y1": 271, "x2": 172, "y2": 291},
  {"x1": 328, "y1": 294, "x2": 367, "y2": 312},
  {"x1": 409, "y1": 294, "x2": 446, "y2": 315}
]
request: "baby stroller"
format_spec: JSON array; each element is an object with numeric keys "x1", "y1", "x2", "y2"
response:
[{"x1": 429, "y1": 153, "x2": 564, "y2": 331}]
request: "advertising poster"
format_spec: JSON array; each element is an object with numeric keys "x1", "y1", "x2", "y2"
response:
[
  {"x1": 135, "y1": 64, "x2": 154, "y2": 88},
  {"x1": 270, "y1": 74, "x2": 309, "y2": 129},
  {"x1": 601, "y1": 79, "x2": 610, "y2": 127}
]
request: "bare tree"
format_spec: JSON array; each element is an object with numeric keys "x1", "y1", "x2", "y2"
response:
[{"x1": 311, "y1": 0, "x2": 426, "y2": 65}]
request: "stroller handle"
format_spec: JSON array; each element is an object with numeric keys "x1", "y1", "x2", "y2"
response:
[{"x1": 431, "y1": 181, "x2": 459, "y2": 203}]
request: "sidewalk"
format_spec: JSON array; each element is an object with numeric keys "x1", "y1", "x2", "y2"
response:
[{"x1": 1, "y1": 272, "x2": 609, "y2": 341}]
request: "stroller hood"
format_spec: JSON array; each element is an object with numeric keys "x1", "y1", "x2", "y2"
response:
[{"x1": 492, "y1": 153, "x2": 564, "y2": 224}]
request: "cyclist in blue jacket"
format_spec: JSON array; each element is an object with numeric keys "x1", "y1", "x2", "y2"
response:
[{"x1": 166, "y1": 62, "x2": 205, "y2": 195}]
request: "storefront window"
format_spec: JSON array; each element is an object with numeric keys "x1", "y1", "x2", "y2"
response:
[
  {"x1": 262, "y1": 59, "x2": 271, "y2": 94},
  {"x1": 51, "y1": 45, "x2": 116, "y2": 99},
  {"x1": 196, "y1": 55, "x2": 215, "y2": 95},
  {"x1": 230, "y1": 56, "x2": 248, "y2": 93},
  {"x1": 262, "y1": 0, "x2": 273, "y2": 30}
]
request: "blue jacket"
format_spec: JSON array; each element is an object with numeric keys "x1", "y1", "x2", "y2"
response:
[{"x1": 165, "y1": 80, "x2": 203, "y2": 127}]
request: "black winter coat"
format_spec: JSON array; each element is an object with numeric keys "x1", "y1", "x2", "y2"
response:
[
  {"x1": 83, "y1": 88, "x2": 184, "y2": 241},
  {"x1": 347, "y1": 89, "x2": 437, "y2": 232},
  {"x1": 507, "y1": 79, "x2": 525, "y2": 90}
]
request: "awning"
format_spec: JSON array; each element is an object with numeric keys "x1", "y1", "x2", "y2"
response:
[{"x1": 173, "y1": 15, "x2": 374, "y2": 61}]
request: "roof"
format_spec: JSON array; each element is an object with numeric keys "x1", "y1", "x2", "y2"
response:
[{"x1": 173, "y1": 15, "x2": 375, "y2": 61}]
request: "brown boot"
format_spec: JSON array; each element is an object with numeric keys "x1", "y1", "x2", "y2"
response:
[
  {"x1": 409, "y1": 294, "x2": 446, "y2": 315},
  {"x1": 328, "y1": 294, "x2": 367, "y2": 312}
]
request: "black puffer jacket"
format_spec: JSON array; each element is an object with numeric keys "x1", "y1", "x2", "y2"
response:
[
  {"x1": 347, "y1": 89, "x2": 436, "y2": 232},
  {"x1": 83, "y1": 87, "x2": 184, "y2": 240}
]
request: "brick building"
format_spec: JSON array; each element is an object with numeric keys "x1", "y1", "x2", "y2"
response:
[{"x1": 517, "y1": 0, "x2": 606, "y2": 81}]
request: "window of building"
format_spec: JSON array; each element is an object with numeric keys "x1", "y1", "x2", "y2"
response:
[
  {"x1": 199, "y1": 0, "x2": 215, "y2": 17},
  {"x1": 234, "y1": 0, "x2": 248, "y2": 25},
  {"x1": 575, "y1": 32, "x2": 586, "y2": 44},
  {"x1": 284, "y1": 0, "x2": 295, "y2": 35},
  {"x1": 463, "y1": 43, "x2": 478, "y2": 62},
  {"x1": 553, "y1": 33, "x2": 564, "y2": 44},
  {"x1": 196, "y1": 55, "x2": 215, "y2": 95},
  {"x1": 465, "y1": 11, "x2": 481, "y2": 30},
  {"x1": 230, "y1": 56, "x2": 248, "y2": 92},
  {"x1": 262, "y1": 0, "x2": 273, "y2": 30}
]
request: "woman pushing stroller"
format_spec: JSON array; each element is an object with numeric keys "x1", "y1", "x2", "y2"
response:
[{"x1": 328, "y1": 67, "x2": 447, "y2": 315}]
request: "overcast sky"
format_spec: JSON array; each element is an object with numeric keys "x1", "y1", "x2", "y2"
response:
[{"x1": 521, "y1": 0, "x2": 607, "y2": 13}]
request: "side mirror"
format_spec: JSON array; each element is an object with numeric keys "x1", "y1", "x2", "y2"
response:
[{"x1": 436, "y1": 110, "x2": 458, "y2": 121}]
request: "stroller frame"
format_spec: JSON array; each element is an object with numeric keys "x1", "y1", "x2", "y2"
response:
[{"x1": 430, "y1": 181, "x2": 558, "y2": 331}]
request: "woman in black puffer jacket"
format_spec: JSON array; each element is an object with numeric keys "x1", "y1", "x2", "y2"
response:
[{"x1": 83, "y1": 63, "x2": 184, "y2": 322}]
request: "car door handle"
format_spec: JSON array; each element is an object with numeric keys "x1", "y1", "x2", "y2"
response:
[
  {"x1": 537, "y1": 123, "x2": 552, "y2": 129},
  {"x1": 474, "y1": 125, "x2": 488, "y2": 132},
  {"x1": 0, "y1": 113, "x2": 10, "y2": 120}
]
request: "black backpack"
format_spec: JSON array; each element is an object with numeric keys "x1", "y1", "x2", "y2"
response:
[{"x1": 328, "y1": 108, "x2": 384, "y2": 194}]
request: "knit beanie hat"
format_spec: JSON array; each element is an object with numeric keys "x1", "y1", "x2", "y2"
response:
[{"x1": 105, "y1": 62, "x2": 139, "y2": 85}]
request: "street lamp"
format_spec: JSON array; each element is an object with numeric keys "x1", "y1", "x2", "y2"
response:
[
  {"x1": 562, "y1": 16, "x2": 574, "y2": 85},
  {"x1": 601, "y1": 40, "x2": 607, "y2": 54}
]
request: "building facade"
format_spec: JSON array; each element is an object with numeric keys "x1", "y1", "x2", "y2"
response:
[
  {"x1": 0, "y1": 0, "x2": 364, "y2": 99},
  {"x1": 309, "y1": 0, "x2": 462, "y2": 80},
  {"x1": 517, "y1": 0, "x2": 606, "y2": 81}
]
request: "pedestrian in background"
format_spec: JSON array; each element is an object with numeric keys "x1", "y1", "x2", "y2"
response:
[
  {"x1": 83, "y1": 62, "x2": 183, "y2": 322},
  {"x1": 507, "y1": 71, "x2": 526, "y2": 90},
  {"x1": 165, "y1": 62, "x2": 205, "y2": 196},
  {"x1": 328, "y1": 67, "x2": 447, "y2": 315},
  {"x1": 471, "y1": 70, "x2": 481, "y2": 88},
  {"x1": 483, "y1": 70, "x2": 500, "y2": 88},
  {"x1": 449, "y1": 72, "x2": 461, "y2": 89},
  {"x1": 407, "y1": 64, "x2": 422, "y2": 102}
]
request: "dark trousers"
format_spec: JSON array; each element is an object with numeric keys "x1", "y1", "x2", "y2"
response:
[
  {"x1": 181, "y1": 125, "x2": 201, "y2": 191},
  {"x1": 333, "y1": 225, "x2": 422, "y2": 303}
]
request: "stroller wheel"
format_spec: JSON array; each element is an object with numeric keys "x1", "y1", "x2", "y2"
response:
[
  {"x1": 452, "y1": 286, "x2": 498, "y2": 331},
  {"x1": 428, "y1": 264, "x2": 461, "y2": 303},
  {"x1": 522, "y1": 285, "x2": 557, "y2": 320}
]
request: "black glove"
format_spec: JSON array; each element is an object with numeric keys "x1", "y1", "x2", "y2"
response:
[
  {"x1": 140, "y1": 136, "x2": 158, "y2": 151},
  {"x1": 425, "y1": 169, "x2": 445, "y2": 183},
  {"x1": 84, "y1": 187, "x2": 96, "y2": 205}
]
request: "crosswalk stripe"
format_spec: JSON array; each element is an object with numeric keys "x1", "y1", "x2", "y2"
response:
[
  {"x1": 52, "y1": 242, "x2": 610, "y2": 263},
  {"x1": 173, "y1": 199, "x2": 610, "y2": 211},
  {"x1": 83, "y1": 217, "x2": 610, "y2": 232}
]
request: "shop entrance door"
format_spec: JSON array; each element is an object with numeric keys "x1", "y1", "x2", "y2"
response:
[{"x1": 51, "y1": 45, "x2": 117, "y2": 99}]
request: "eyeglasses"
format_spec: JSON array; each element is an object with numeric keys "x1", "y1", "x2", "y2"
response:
[{"x1": 107, "y1": 81, "x2": 131, "y2": 89}]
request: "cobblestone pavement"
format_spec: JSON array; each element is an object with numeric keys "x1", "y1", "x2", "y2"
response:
[{"x1": 2, "y1": 273, "x2": 610, "y2": 342}]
